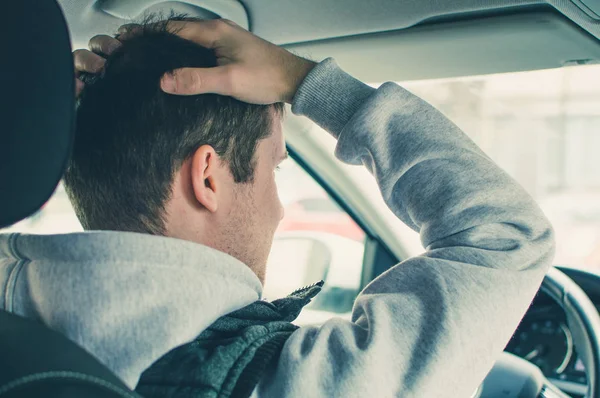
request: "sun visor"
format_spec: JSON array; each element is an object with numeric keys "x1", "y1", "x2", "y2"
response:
[{"x1": 284, "y1": 10, "x2": 600, "y2": 82}]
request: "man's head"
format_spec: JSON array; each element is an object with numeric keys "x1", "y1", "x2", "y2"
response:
[{"x1": 65, "y1": 18, "x2": 287, "y2": 282}]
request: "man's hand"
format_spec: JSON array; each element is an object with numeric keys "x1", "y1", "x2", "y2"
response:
[
  {"x1": 120, "y1": 19, "x2": 316, "y2": 104},
  {"x1": 73, "y1": 19, "x2": 314, "y2": 104},
  {"x1": 73, "y1": 35, "x2": 121, "y2": 96}
]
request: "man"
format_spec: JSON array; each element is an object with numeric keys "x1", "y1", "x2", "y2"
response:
[
  {"x1": 0, "y1": 16, "x2": 554, "y2": 398},
  {"x1": 68, "y1": 20, "x2": 288, "y2": 282}
]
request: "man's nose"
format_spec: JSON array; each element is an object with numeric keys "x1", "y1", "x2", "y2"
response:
[{"x1": 280, "y1": 204, "x2": 285, "y2": 221}]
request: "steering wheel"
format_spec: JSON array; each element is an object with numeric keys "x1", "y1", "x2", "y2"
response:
[{"x1": 479, "y1": 267, "x2": 600, "y2": 398}]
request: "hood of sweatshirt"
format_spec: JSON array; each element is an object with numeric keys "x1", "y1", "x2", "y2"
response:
[{"x1": 0, "y1": 231, "x2": 262, "y2": 389}]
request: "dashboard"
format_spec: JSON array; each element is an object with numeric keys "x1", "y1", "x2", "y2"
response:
[{"x1": 504, "y1": 267, "x2": 600, "y2": 397}]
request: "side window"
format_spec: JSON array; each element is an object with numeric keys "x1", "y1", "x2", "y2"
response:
[
  {"x1": 264, "y1": 156, "x2": 366, "y2": 326},
  {"x1": 1, "y1": 184, "x2": 82, "y2": 234}
]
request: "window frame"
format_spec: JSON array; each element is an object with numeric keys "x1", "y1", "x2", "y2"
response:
[{"x1": 287, "y1": 146, "x2": 400, "y2": 291}]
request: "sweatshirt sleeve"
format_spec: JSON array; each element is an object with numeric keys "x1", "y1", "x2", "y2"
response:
[{"x1": 255, "y1": 59, "x2": 555, "y2": 398}]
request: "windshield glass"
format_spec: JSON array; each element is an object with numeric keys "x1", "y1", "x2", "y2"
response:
[{"x1": 395, "y1": 64, "x2": 600, "y2": 272}]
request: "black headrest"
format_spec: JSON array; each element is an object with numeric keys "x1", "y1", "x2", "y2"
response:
[{"x1": 0, "y1": 0, "x2": 75, "y2": 228}]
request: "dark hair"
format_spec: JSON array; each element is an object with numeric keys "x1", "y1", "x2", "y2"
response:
[{"x1": 65, "y1": 17, "x2": 283, "y2": 235}]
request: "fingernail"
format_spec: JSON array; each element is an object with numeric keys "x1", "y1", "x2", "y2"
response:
[
  {"x1": 161, "y1": 75, "x2": 176, "y2": 93},
  {"x1": 118, "y1": 24, "x2": 140, "y2": 35},
  {"x1": 107, "y1": 41, "x2": 121, "y2": 54},
  {"x1": 94, "y1": 58, "x2": 106, "y2": 72}
]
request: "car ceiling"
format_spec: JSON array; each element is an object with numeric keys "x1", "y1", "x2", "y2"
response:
[{"x1": 58, "y1": 0, "x2": 600, "y2": 81}]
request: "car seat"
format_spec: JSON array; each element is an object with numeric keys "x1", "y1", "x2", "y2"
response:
[{"x1": 0, "y1": 1, "x2": 141, "y2": 397}]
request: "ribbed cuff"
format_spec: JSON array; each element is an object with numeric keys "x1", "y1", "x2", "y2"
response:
[{"x1": 291, "y1": 58, "x2": 375, "y2": 139}]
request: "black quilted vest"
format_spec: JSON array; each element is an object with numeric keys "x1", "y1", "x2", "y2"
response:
[{"x1": 135, "y1": 281, "x2": 323, "y2": 398}]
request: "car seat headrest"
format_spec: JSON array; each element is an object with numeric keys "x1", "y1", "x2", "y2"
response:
[{"x1": 0, "y1": 0, "x2": 75, "y2": 228}]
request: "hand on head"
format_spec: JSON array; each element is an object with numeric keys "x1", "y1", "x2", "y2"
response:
[{"x1": 73, "y1": 19, "x2": 315, "y2": 104}]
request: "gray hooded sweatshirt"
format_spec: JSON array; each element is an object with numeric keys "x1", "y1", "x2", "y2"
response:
[{"x1": 0, "y1": 59, "x2": 554, "y2": 397}]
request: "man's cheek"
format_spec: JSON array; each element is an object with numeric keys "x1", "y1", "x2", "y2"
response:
[{"x1": 273, "y1": 185, "x2": 284, "y2": 221}]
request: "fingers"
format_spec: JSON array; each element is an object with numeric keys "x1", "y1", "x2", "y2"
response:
[
  {"x1": 220, "y1": 19, "x2": 239, "y2": 27},
  {"x1": 74, "y1": 35, "x2": 120, "y2": 76},
  {"x1": 73, "y1": 33, "x2": 122, "y2": 97},
  {"x1": 166, "y1": 19, "x2": 235, "y2": 49},
  {"x1": 75, "y1": 78, "x2": 85, "y2": 97},
  {"x1": 161, "y1": 66, "x2": 234, "y2": 96},
  {"x1": 117, "y1": 19, "x2": 239, "y2": 49},
  {"x1": 117, "y1": 24, "x2": 142, "y2": 41},
  {"x1": 165, "y1": 20, "x2": 219, "y2": 48},
  {"x1": 88, "y1": 34, "x2": 121, "y2": 56},
  {"x1": 73, "y1": 49, "x2": 105, "y2": 74},
  {"x1": 117, "y1": 23, "x2": 140, "y2": 34}
]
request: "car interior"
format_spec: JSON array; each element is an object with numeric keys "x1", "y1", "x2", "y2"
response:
[{"x1": 5, "y1": 0, "x2": 600, "y2": 397}]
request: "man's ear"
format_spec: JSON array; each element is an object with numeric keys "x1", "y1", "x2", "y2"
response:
[{"x1": 190, "y1": 145, "x2": 220, "y2": 213}]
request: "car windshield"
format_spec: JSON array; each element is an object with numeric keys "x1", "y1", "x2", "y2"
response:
[
  {"x1": 3, "y1": 64, "x2": 600, "y2": 274},
  {"x1": 395, "y1": 64, "x2": 600, "y2": 273}
]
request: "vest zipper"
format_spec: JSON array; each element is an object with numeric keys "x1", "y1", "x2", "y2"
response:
[{"x1": 289, "y1": 280, "x2": 325, "y2": 297}]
